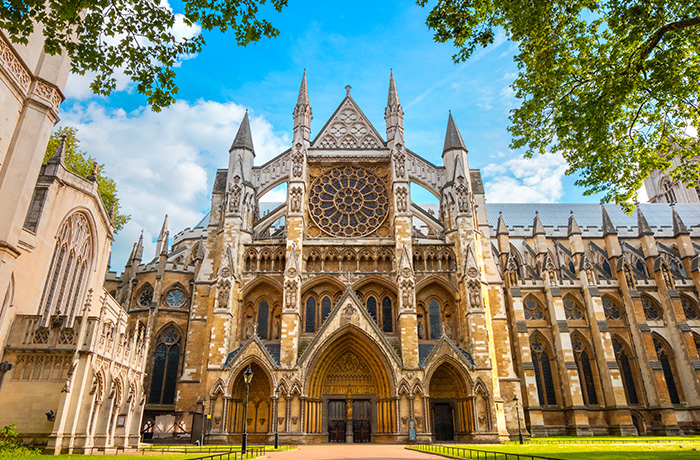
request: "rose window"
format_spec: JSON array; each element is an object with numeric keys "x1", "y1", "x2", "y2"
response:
[
  {"x1": 138, "y1": 288, "x2": 153, "y2": 307},
  {"x1": 165, "y1": 288, "x2": 186, "y2": 308},
  {"x1": 309, "y1": 166, "x2": 389, "y2": 237}
]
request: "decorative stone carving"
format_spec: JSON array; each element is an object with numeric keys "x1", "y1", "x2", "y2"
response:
[
  {"x1": 662, "y1": 264, "x2": 674, "y2": 289},
  {"x1": 396, "y1": 186, "x2": 408, "y2": 213},
  {"x1": 291, "y1": 143, "x2": 304, "y2": 178},
  {"x1": 624, "y1": 264, "x2": 636, "y2": 289},
  {"x1": 468, "y1": 280, "x2": 482, "y2": 309},
  {"x1": 284, "y1": 280, "x2": 297, "y2": 309},
  {"x1": 314, "y1": 104, "x2": 382, "y2": 150},
  {"x1": 0, "y1": 35, "x2": 31, "y2": 92},
  {"x1": 417, "y1": 320, "x2": 425, "y2": 339},
  {"x1": 217, "y1": 279, "x2": 231, "y2": 309},
  {"x1": 228, "y1": 176, "x2": 241, "y2": 213},
  {"x1": 455, "y1": 176, "x2": 470, "y2": 213},
  {"x1": 289, "y1": 186, "x2": 302, "y2": 213},
  {"x1": 400, "y1": 279, "x2": 414, "y2": 309},
  {"x1": 393, "y1": 145, "x2": 406, "y2": 178}
]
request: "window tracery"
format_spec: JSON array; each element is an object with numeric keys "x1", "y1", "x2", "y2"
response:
[
  {"x1": 612, "y1": 337, "x2": 639, "y2": 405},
  {"x1": 149, "y1": 327, "x2": 181, "y2": 405},
  {"x1": 524, "y1": 297, "x2": 545, "y2": 321},
  {"x1": 641, "y1": 296, "x2": 662, "y2": 321},
  {"x1": 654, "y1": 337, "x2": 680, "y2": 404},
  {"x1": 682, "y1": 297, "x2": 700, "y2": 320},
  {"x1": 563, "y1": 297, "x2": 585, "y2": 321},
  {"x1": 164, "y1": 287, "x2": 186, "y2": 308},
  {"x1": 138, "y1": 287, "x2": 153, "y2": 308},
  {"x1": 309, "y1": 166, "x2": 389, "y2": 237},
  {"x1": 602, "y1": 296, "x2": 623, "y2": 320},
  {"x1": 571, "y1": 337, "x2": 598, "y2": 405},
  {"x1": 530, "y1": 338, "x2": 557, "y2": 406}
]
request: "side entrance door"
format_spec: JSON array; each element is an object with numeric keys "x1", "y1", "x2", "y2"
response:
[
  {"x1": 352, "y1": 400, "x2": 371, "y2": 443},
  {"x1": 433, "y1": 403, "x2": 454, "y2": 441}
]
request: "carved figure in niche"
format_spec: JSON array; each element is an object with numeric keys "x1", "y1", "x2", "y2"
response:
[
  {"x1": 455, "y1": 181, "x2": 469, "y2": 213},
  {"x1": 245, "y1": 321, "x2": 255, "y2": 339},
  {"x1": 662, "y1": 265, "x2": 674, "y2": 289},
  {"x1": 401, "y1": 280, "x2": 414, "y2": 309},
  {"x1": 284, "y1": 280, "x2": 297, "y2": 309},
  {"x1": 291, "y1": 143, "x2": 304, "y2": 178},
  {"x1": 468, "y1": 281, "x2": 481, "y2": 309},
  {"x1": 396, "y1": 187, "x2": 408, "y2": 213},
  {"x1": 417, "y1": 320, "x2": 425, "y2": 339},
  {"x1": 393, "y1": 145, "x2": 406, "y2": 178},
  {"x1": 272, "y1": 318, "x2": 280, "y2": 339},
  {"x1": 444, "y1": 321, "x2": 452, "y2": 339},
  {"x1": 217, "y1": 279, "x2": 230, "y2": 309},
  {"x1": 586, "y1": 266, "x2": 594, "y2": 284},
  {"x1": 229, "y1": 176, "x2": 242, "y2": 213},
  {"x1": 290, "y1": 187, "x2": 302, "y2": 213},
  {"x1": 624, "y1": 265, "x2": 635, "y2": 288}
]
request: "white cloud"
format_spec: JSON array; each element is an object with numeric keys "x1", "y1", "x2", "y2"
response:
[
  {"x1": 482, "y1": 153, "x2": 568, "y2": 202},
  {"x1": 58, "y1": 100, "x2": 289, "y2": 271}
]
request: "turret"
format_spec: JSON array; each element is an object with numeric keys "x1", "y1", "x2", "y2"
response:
[
  {"x1": 293, "y1": 70, "x2": 312, "y2": 142},
  {"x1": 228, "y1": 111, "x2": 255, "y2": 184}
]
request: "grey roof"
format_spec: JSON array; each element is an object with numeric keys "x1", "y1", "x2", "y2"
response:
[
  {"x1": 485, "y1": 203, "x2": 700, "y2": 232},
  {"x1": 443, "y1": 112, "x2": 467, "y2": 153},
  {"x1": 194, "y1": 212, "x2": 210, "y2": 228},
  {"x1": 230, "y1": 111, "x2": 255, "y2": 152}
]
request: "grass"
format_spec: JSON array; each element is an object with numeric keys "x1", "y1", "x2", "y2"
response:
[
  {"x1": 411, "y1": 437, "x2": 700, "y2": 460},
  {"x1": 0, "y1": 444, "x2": 290, "y2": 459},
  {"x1": 0, "y1": 455, "x2": 203, "y2": 460}
]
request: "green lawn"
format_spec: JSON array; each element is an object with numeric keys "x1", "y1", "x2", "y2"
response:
[
  {"x1": 412, "y1": 439, "x2": 700, "y2": 460},
  {"x1": 0, "y1": 455, "x2": 203, "y2": 460}
]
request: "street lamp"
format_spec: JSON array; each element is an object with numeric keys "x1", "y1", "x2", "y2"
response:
[
  {"x1": 513, "y1": 395, "x2": 523, "y2": 445},
  {"x1": 274, "y1": 387, "x2": 281, "y2": 449},
  {"x1": 200, "y1": 399, "x2": 206, "y2": 447},
  {"x1": 241, "y1": 365, "x2": 254, "y2": 454}
]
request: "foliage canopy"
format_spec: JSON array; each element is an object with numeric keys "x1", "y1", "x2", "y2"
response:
[
  {"x1": 0, "y1": 0, "x2": 287, "y2": 111},
  {"x1": 419, "y1": 0, "x2": 700, "y2": 207},
  {"x1": 43, "y1": 127, "x2": 130, "y2": 232}
]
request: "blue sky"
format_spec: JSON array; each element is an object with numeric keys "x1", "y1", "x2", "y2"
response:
[{"x1": 56, "y1": 0, "x2": 604, "y2": 272}]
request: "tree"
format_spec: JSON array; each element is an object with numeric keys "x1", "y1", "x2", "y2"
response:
[
  {"x1": 0, "y1": 0, "x2": 286, "y2": 111},
  {"x1": 419, "y1": 0, "x2": 700, "y2": 208},
  {"x1": 44, "y1": 127, "x2": 130, "y2": 232}
]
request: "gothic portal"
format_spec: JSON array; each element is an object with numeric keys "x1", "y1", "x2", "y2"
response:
[{"x1": 105, "y1": 72, "x2": 700, "y2": 443}]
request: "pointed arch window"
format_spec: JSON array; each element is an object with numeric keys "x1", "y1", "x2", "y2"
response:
[
  {"x1": 602, "y1": 259, "x2": 612, "y2": 278},
  {"x1": 305, "y1": 297, "x2": 316, "y2": 333},
  {"x1": 654, "y1": 337, "x2": 680, "y2": 404},
  {"x1": 530, "y1": 338, "x2": 557, "y2": 406},
  {"x1": 366, "y1": 296, "x2": 377, "y2": 322},
  {"x1": 563, "y1": 297, "x2": 585, "y2": 321},
  {"x1": 428, "y1": 299, "x2": 441, "y2": 339},
  {"x1": 635, "y1": 259, "x2": 648, "y2": 277},
  {"x1": 38, "y1": 212, "x2": 93, "y2": 325},
  {"x1": 524, "y1": 297, "x2": 545, "y2": 321},
  {"x1": 257, "y1": 300, "x2": 269, "y2": 340},
  {"x1": 572, "y1": 337, "x2": 598, "y2": 405},
  {"x1": 382, "y1": 297, "x2": 393, "y2": 332},
  {"x1": 149, "y1": 327, "x2": 181, "y2": 405},
  {"x1": 612, "y1": 338, "x2": 639, "y2": 405},
  {"x1": 681, "y1": 297, "x2": 700, "y2": 321},
  {"x1": 641, "y1": 296, "x2": 662, "y2": 321},
  {"x1": 602, "y1": 296, "x2": 623, "y2": 320},
  {"x1": 662, "y1": 179, "x2": 677, "y2": 204},
  {"x1": 321, "y1": 296, "x2": 332, "y2": 324}
]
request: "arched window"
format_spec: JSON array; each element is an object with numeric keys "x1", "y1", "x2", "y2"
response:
[
  {"x1": 563, "y1": 296, "x2": 585, "y2": 321},
  {"x1": 681, "y1": 297, "x2": 700, "y2": 321},
  {"x1": 572, "y1": 337, "x2": 598, "y2": 405},
  {"x1": 366, "y1": 296, "x2": 377, "y2": 323},
  {"x1": 654, "y1": 337, "x2": 680, "y2": 404},
  {"x1": 602, "y1": 296, "x2": 623, "y2": 320},
  {"x1": 612, "y1": 337, "x2": 639, "y2": 405},
  {"x1": 662, "y1": 180, "x2": 677, "y2": 204},
  {"x1": 149, "y1": 327, "x2": 181, "y2": 405},
  {"x1": 523, "y1": 297, "x2": 546, "y2": 321},
  {"x1": 321, "y1": 296, "x2": 332, "y2": 324},
  {"x1": 257, "y1": 300, "x2": 269, "y2": 340},
  {"x1": 530, "y1": 337, "x2": 557, "y2": 406},
  {"x1": 382, "y1": 296, "x2": 393, "y2": 332},
  {"x1": 428, "y1": 299, "x2": 441, "y2": 339},
  {"x1": 641, "y1": 296, "x2": 662, "y2": 321},
  {"x1": 38, "y1": 212, "x2": 93, "y2": 325},
  {"x1": 305, "y1": 297, "x2": 316, "y2": 333},
  {"x1": 602, "y1": 260, "x2": 612, "y2": 278},
  {"x1": 635, "y1": 259, "x2": 648, "y2": 277}
]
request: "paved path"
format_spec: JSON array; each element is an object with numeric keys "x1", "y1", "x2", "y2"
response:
[{"x1": 264, "y1": 444, "x2": 442, "y2": 460}]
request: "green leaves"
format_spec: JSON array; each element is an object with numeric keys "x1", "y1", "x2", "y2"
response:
[
  {"x1": 419, "y1": 0, "x2": 700, "y2": 209},
  {"x1": 44, "y1": 127, "x2": 131, "y2": 232},
  {"x1": 0, "y1": 0, "x2": 286, "y2": 111}
]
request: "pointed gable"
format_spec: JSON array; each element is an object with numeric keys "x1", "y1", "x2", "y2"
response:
[{"x1": 311, "y1": 93, "x2": 385, "y2": 150}]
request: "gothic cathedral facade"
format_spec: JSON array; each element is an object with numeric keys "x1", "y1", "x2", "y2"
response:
[{"x1": 106, "y1": 72, "x2": 700, "y2": 443}]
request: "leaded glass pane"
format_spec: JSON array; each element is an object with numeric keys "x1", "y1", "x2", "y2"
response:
[
  {"x1": 258, "y1": 300, "x2": 269, "y2": 340},
  {"x1": 382, "y1": 297, "x2": 393, "y2": 332},
  {"x1": 305, "y1": 297, "x2": 316, "y2": 333},
  {"x1": 429, "y1": 300, "x2": 440, "y2": 339}
]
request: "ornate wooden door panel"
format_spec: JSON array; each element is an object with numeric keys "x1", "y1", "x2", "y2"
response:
[
  {"x1": 433, "y1": 403, "x2": 454, "y2": 441},
  {"x1": 352, "y1": 399, "x2": 371, "y2": 443},
  {"x1": 328, "y1": 400, "x2": 346, "y2": 443}
]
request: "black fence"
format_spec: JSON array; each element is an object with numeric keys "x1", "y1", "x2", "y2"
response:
[
  {"x1": 409, "y1": 444, "x2": 564, "y2": 460},
  {"x1": 190, "y1": 446, "x2": 266, "y2": 459}
]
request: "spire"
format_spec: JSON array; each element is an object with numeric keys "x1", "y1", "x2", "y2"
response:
[
  {"x1": 568, "y1": 210, "x2": 581, "y2": 236},
  {"x1": 135, "y1": 230, "x2": 144, "y2": 260},
  {"x1": 230, "y1": 111, "x2": 255, "y2": 154},
  {"x1": 672, "y1": 205, "x2": 690, "y2": 236},
  {"x1": 297, "y1": 69, "x2": 309, "y2": 107},
  {"x1": 496, "y1": 211, "x2": 509, "y2": 236},
  {"x1": 532, "y1": 211, "x2": 545, "y2": 236},
  {"x1": 293, "y1": 70, "x2": 312, "y2": 141},
  {"x1": 47, "y1": 134, "x2": 67, "y2": 164},
  {"x1": 387, "y1": 69, "x2": 400, "y2": 108},
  {"x1": 155, "y1": 215, "x2": 169, "y2": 257},
  {"x1": 443, "y1": 112, "x2": 467, "y2": 155},
  {"x1": 601, "y1": 205, "x2": 617, "y2": 235},
  {"x1": 637, "y1": 206, "x2": 654, "y2": 236}
]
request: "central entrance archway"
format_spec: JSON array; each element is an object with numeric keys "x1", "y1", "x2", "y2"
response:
[{"x1": 306, "y1": 327, "x2": 396, "y2": 443}]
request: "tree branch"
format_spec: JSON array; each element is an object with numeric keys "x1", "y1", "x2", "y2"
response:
[{"x1": 638, "y1": 17, "x2": 700, "y2": 65}]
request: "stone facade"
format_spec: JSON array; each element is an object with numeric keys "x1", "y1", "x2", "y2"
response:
[
  {"x1": 105, "y1": 73, "x2": 700, "y2": 444},
  {"x1": 644, "y1": 155, "x2": 700, "y2": 204}
]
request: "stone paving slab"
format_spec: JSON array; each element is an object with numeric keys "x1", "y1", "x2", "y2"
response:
[{"x1": 264, "y1": 444, "x2": 442, "y2": 460}]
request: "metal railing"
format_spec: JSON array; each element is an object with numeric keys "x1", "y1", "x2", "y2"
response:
[
  {"x1": 190, "y1": 446, "x2": 266, "y2": 459},
  {"x1": 408, "y1": 444, "x2": 564, "y2": 460},
  {"x1": 138, "y1": 445, "x2": 293, "y2": 457},
  {"x1": 524, "y1": 438, "x2": 700, "y2": 445}
]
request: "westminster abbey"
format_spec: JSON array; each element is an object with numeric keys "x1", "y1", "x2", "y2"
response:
[{"x1": 4, "y1": 60, "x2": 700, "y2": 451}]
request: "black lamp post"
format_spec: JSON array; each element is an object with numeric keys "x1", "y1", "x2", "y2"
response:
[
  {"x1": 274, "y1": 387, "x2": 281, "y2": 449},
  {"x1": 241, "y1": 365, "x2": 254, "y2": 454},
  {"x1": 200, "y1": 399, "x2": 206, "y2": 447},
  {"x1": 514, "y1": 395, "x2": 523, "y2": 445}
]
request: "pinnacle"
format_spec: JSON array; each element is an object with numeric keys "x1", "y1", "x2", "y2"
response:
[
  {"x1": 637, "y1": 206, "x2": 654, "y2": 236},
  {"x1": 671, "y1": 205, "x2": 690, "y2": 236},
  {"x1": 297, "y1": 69, "x2": 309, "y2": 107},
  {"x1": 568, "y1": 210, "x2": 581, "y2": 236},
  {"x1": 387, "y1": 69, "x2": 400, "y2": 108},
  {"x1": 443, "y1": 112, "x2": 467, "y2": 154},
  {"x1": 230, "y1": 111, "x2": 255, "y2": 153},
  {"x1": 47, "y1": 134, "x2": 67, "y2": 164},
  {"x1": 601, "y1": 205, "x2": 617, "y2": 235}
]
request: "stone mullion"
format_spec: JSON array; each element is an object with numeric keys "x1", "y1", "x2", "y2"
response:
[
  {"x1": 544, "y1": 282, "x2": 591, "y2": 435},
  {"x1": 285, "y1": 396, "x2": 292, "y2": 433},
  {"x1": 581, "y1": 280, "x2": 634, "y2": 435}
]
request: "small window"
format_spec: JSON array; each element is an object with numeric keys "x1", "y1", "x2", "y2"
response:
[
  {"x1": 366, "y1": 296, "x2": 377, "y2": 323},
  {"x1": 165, "y1": 288, "x2": 186, "y2": 308},
  {"x1": 428, "y1": 299, "x2": 441, "y2": 339},
  {"x1": 681, "y1": 297, "x2": 700, "y2": 321},
  {"x1": 138, "y1": 288, "x2": 154, "y2": 308},
  {"x1": 563, "y1": 297, "x2": 585, "y2": 321},
  {"x1": 602, "y1": 296, "x2": 623, "y2": 320},
  {"x1": 641, "y1": 296, "x2": 662, "y2": 321},
  {"x1": 305, "y1": 297, "x2": 316, "y2": 333},
  {"x1": 258, "y1": 300, "x2": 269, "y2": 340},
  {"x1": 524, "y1": 298, "x2": 545, "y2": 321},
  {"x1": 382, "y1": 297, "x2": 393, "y2": 332},
  {"x1": 321, "y1": 296, "x2": 332, "y2": 324}
]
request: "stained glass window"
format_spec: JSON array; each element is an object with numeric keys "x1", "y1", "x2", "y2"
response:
[
  {"x1": 641, "y1": 296, "x2": 662, "y2": 321},
  {"x1": 149, "y1": 328, "x2": 180, "y2": 405},
  {"x1": 654, "y1": 338, "x2": 680, "y2": 404},
  {"x1": 165, "y1": 288, "x2": 186, "y2": 308},
  {"x1": 602, "y1": 297, "x2": 622, "y2": 320},
  {"x1": 258, "y1": 300, "x2": 269, "y2": 340},
  {"x1": 564, "y1": 297, "x2": 584, "y2": 320},
  {"x1": 321, "y1": 296, "x2": 332, "y2": 324},
  {"x1": 305, "y1": 297, "x2": 316, "y2": 333},
  {"x1": 429, "y1": 299, "x2": 441, "y2": 339},
  {"x1": 367, "y1": 296, "x2": 377, "y2": 323},
  {"x1": 382, "y1": 297, "x2": 393, "y2": 332},
  {"x1": 682, "y1": 297, "x2": 699, "y2": 320},
  {"x1": 524, "y1": 298, "x2": 545, "y2": 320}
]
